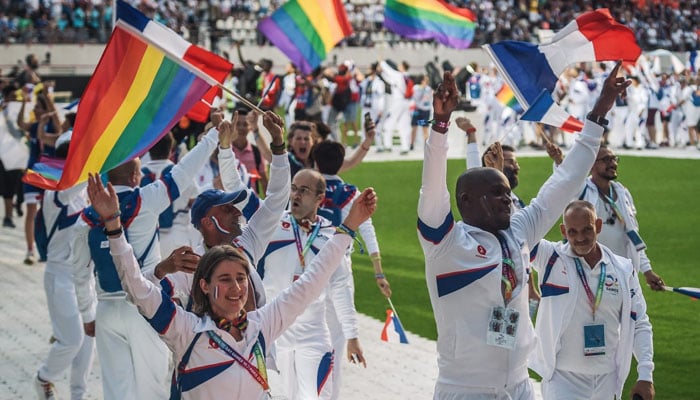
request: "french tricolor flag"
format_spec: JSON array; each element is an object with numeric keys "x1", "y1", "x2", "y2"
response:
[
  {"x1": 380, "y1": 309, "x2": 409, "y2": 344},
  {"x1": 483, "y1": 9, "x2": 641, "y2": 132}
]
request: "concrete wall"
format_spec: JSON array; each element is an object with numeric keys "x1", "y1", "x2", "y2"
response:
[{"x1": 0, "y1": 43, "x2": 493, "y2": 77}]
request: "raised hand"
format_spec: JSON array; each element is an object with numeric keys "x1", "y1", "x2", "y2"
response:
[
  {"x1": 483, "y1": 142, "x2": 504, "y2": 172},
  {"x1": 343, "y1": 187, "x2": 377, "y2": 231},
  {"x1": 155, "y1": 246, "x2": 201, "y2": 278},
  {"x1": 590, "y1": 61, "x2": 631, "y2": 116},
  {"x1": 432, "y1": 71, "x2": 459, "y2": 121},
  {"x1": 262, "y1": 111, "x2": 284, "y2": 143},
  {"x1": 86, "y1": 173, "x2": 119, "y2": 222},
  {"x1": 218, "y1": 118, "x2": 233, "y2": 149},
  {"x1": 210, "y1": 108, "x2": 224, "y2": 129},
  {"x1": 245, "y1": 109, "x2": 259, "y2": 133},
  {"x1": 545, "y1": 141, "x2": 563, "y2": 165}
]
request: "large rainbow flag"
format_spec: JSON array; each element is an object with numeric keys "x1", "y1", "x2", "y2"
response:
[
  {"x1": 384, "y1": 0, "x2": 477, "y2": 49},
  {"x1": 24, "y1": 0, "x2": 232, "y2": 190},
  {"x1": 257, "y1": 0, "x2": 353, "y2": 74}
]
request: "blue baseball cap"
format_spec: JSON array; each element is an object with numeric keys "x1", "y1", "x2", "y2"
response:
[{"x1": 190, "y1": 189, "x2": 250, "y2": 230}]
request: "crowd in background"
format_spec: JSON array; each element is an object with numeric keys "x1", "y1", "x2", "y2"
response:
[{"x1": 1, "y1": 0, "x2": 698, "y2": 52}]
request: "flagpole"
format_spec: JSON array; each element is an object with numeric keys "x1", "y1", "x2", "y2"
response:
[
  {"x1": 387, "y1": 297, "x2": 405, "y2": 331},
  {"x1": 256, "y1": 75, "x2": 279, "y2": 108},
  {"x1": 116, "y1": 20, "x2": 264, "y2": 114}
]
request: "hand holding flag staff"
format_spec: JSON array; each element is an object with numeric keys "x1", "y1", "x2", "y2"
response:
[
  {"x1": 381, "y1": 298, "x2": 409, "y2": 344},
  {"x1": 662, "y1": 286, "x2": 700, "y2": 300}
]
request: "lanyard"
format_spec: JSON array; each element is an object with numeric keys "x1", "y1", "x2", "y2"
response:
[
  {"x1": 602, "y1": 186, "x2": 624, "y2": 224},
  {"x1": 290, "y1": 216, "x2": 321, "y2": 267},
  {"x1": 496, "y1": 233, "x2": 518, "y2": 303},
  {"x1": 206, "y1": 331, "x2": 270, "y2": 393},
  {"x1": 573, "y1": 258, "x2": 606, "y2": 319}
]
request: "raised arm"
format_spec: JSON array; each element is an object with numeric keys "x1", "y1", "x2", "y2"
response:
[
  {"x1": 511, "y1": 61, "x2": 631, "y2": 248},
  {"x1": 417, "y1": 72, "x2": 459, "y2": 228},
  {"x1": 259, "y1": 188, "x2": 378, "y2": 342},
  {"x1": 339, "y1": 113, "x2": 375, "y2": 173}
]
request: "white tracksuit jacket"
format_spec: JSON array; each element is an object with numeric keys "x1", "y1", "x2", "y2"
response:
[
  {"x1": 418, "y1": 120, "x2": 603, "y2": 396},
  {"x1": 579, "y1": 177, "x2": 652, "y2": 274},
  {"x1": 529, "y1": 240, "x2": 654, "y2": 396},
  {"x1": 109, "y1": 231, "x2": 352, "y2": 400}
]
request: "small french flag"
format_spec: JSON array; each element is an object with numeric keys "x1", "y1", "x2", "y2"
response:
[
  {"x1": 381, "y1": 309, "x2": 409, "y2": 344},
  {"x1": 483, "y1": 8, "x2": 641, "y2": 131}
]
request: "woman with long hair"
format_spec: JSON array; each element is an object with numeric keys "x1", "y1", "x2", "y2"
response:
[{"x1": 85, "y1": 172, "x2": 377, "y2": 399}]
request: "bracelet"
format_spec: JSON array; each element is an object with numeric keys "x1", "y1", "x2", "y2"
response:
[
  {"x1": 335, "y1": 223, "x2": 365, "y2": 254},
  {"x1": 360, "y1": 144, "x2": 371, "y2": 151},
  {"x1": 370, "y1": 254, "x2": 382, "y2": 262},
  {"x1": 101, "y1": 211, "x2": 121, "y2": 223},
  {"x1": 270, "y1": 141, "x2": 286, "y2": 153},
  {"x1": 103, "y1": 225, "x2": 124, "y2": 237},
  {"x1": 374, "y1": 273, "x2": 385, "y2": 279},
  {"x1": 466, "y1": 127, "x2": 476, "y2": 134},
  {"x1": 431, "y1": 119, "x2": 450, "y2": 132}
]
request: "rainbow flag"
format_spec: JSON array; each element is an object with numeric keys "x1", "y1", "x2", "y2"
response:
[
  {"x1": 384, "y1": 0, "x2": 477, "y2": 49},
  {"x1": 495, "y1": 83, "x2": 523, "y2": 114},
  {"x1": 24, "y1": 0, "x2": 232, "y2": 191},
  {"x1": 257, "y1": 0, "x2": 353, "y2": 74}
]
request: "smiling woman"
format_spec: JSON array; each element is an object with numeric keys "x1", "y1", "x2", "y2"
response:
[{"x1": 84, "y1": 172, "x2": 377, "y2": 399}]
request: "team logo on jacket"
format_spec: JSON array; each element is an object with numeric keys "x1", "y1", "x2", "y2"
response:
[
  {"x1": 282, "y1": 221, "x2": 291, "y2": 230},
  {"x1": 605, "y1": 274, "x2": 620, "y2": 294},
  {"x1": 208, "y1": 338, "x2": 220, "y2": 349},
  {"x1": 477, "y1": 245, "x2": 487, "y2": 258}
]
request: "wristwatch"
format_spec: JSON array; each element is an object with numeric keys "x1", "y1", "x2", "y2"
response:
[{"x1": 586, "y1": 113, "x2": 609, "y2": 127}]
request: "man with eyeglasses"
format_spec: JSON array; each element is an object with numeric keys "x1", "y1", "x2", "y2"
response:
[
  {"x1": 258, "y1": 168, "x2": 360, "y2": 400},
  {"x1": 577, "y1": 146, "x2": 665, "y2": 291}
]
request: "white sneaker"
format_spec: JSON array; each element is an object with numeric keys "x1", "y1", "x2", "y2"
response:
[
  {"x1": 24, "y1": 251, "x2": 36, "y2": 265},
  {"x1": 34, "y1": 375, "x2": 56, "y2": 400}
]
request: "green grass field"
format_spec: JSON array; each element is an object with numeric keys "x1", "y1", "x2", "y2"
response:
[{"x1": 342, "y1": 155, "x2": 700, "y2": 399}]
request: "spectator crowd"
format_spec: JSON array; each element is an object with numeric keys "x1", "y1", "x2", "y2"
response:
[{"x1": 1, "y1": 0, "x2": 698, "y2": 52}]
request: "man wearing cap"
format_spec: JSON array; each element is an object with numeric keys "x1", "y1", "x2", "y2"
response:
[
  {"x1": 73, "y1": 110, "x2": 225, "y2": 400},
  {"x1": 34, "y1": 132, "x2": 97, "y2": 400},
  {"x1": 162, "y1": 111, "x2": 290, "y2": 312}
]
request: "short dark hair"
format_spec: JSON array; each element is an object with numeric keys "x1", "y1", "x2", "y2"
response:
[
  {"x1": 313, "y1": 140, "x2": 345, "y2": 175},
  {"x1": 148, "y1": 132, "x2": 174, "y2": 160},
  {"x1": 63, "y1": 112, "x2": 76, "y2": 128}
]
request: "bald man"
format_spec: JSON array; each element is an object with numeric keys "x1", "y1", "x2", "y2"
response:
[
  {"x1": 417, "y1": 64, "x2": 629, "y2": 399},
  {"x1": 529, "y1": 200, "x2": 654, "y2": 400}
]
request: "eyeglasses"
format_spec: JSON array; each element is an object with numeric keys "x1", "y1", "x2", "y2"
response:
[
  {"x1": 290, "y1": 185, "x2": 320, "y2": 196},
  {"x1": 595, "y1": 155, "x2": 619, "y2": 163}
]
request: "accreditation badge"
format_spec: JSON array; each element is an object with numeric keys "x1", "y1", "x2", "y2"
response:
[
  {"x1": 583, "y1": 324, "x2": 606, "y2": 356},
  {"x1": 486, "y1": 306, "x2": 519, "y2": 350}
]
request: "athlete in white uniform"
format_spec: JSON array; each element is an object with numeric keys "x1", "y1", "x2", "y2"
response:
[
  {"x1": 379, "y1": 60, "x2": 412, "y2": 154},
  {"x1": 418, "y1": 68, "x2": 626, "y2": 399},
  {"x1": 313, "y1": 139, "x2": 393, "y2": 399},
  {"x1": 34, "y1": 134, "x2": 97, "y2": 400},
  {"x1": 359, "y1": 63, "x2": 386, "y2": 150},
  {"x1": 259, "y1": 169, "x2": 359, "y2": 399},
  {"x1": 577, "y1": 146, "x2": 665, "y2": 291},
  {"x1": 162, "y1": 112, "x2": 291, "y2": 312},
  {"x1": 74, "y1": 124, "x2": 220, "y2": 400},
  {"x1": 86, "y1": 173, "x2": 377, "y2": 400},
  {"x1": 530, "y1": 201, "x2": 654, "y2": 400}
]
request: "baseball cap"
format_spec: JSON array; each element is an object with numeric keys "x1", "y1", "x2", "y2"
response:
[{"x1": 190, "y1": 189, "x2": 252, "y2": 229}]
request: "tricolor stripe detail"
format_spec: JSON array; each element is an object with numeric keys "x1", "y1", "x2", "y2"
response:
[
  {"x1": 521, "y1": 90, "x2": 585, "y2": 132},
  {"x1": 258, "y1": 0, "x2": 353, "y2": 74},
  {"x1": 436, "y1": 264, "x2": 498, "y2": 297},
  {"x1": 417, "y1": 213, "x2": 454, "y2": 245},
  {"x1": 384, "y1": 0, "x2": 476, "y2": 49}
]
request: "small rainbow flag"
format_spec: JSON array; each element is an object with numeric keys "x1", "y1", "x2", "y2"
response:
[
  {"x1": 24, "y1": 0, "x2": 232, "y2": 190},
  {"x1": 496, "y1": 83, "x2": 523, "y2": 114},
  {"x1": 257, "y1": 0, "x2": 353, "y2": 74},
  {"x1": 384, "y1": 0, "x2": 477, "y2": 49}
]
